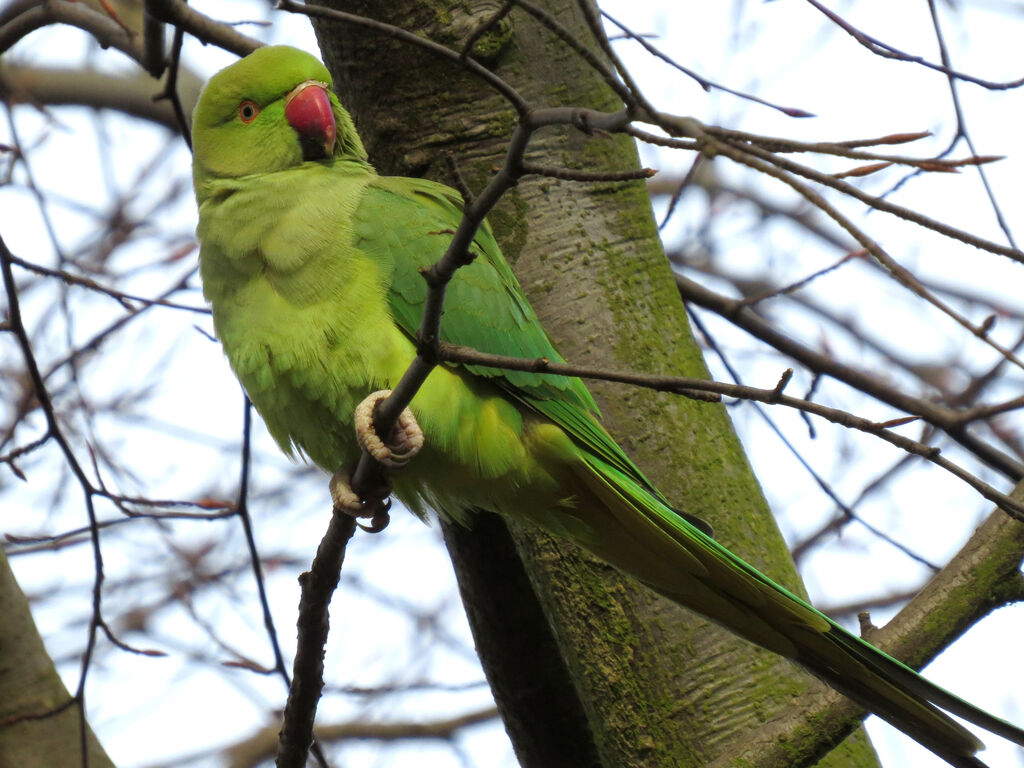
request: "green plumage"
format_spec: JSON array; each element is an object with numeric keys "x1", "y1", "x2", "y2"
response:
[{"x1": 192, "y1": 46, "x2": 1023, "y2": 767}]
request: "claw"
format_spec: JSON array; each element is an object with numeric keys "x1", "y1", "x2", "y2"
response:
[
  {"x1": 357, "y1": 499, "x2": 392, "y2": 533},
  {"x1": 354, "y1": 390, "x2": 425, "y2": 469}
]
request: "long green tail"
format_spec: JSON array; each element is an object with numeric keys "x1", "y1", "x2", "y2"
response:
[{"x1": 576, "y1": 454, "x2": 1023, "y2": 768}]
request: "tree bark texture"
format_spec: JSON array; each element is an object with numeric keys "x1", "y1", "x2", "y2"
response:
[{"x1": 311, "y1": 2, "x2": 879, "y2": 765}]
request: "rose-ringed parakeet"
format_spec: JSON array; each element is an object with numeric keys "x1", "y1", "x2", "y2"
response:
[{"x1": 192, "y1": 45, "x2": 1024, "y2": 767}]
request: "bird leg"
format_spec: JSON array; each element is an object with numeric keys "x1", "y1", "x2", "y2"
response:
[{"x1": 353, "y1": 390, "x2": 424, "y2": 468}]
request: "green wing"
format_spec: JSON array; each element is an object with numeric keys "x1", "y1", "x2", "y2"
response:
[{"x1": 352, "y1": 174, "x2": 655, "y2": 492}]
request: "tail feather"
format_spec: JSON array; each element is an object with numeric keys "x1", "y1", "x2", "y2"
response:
[
  {"x1": 571, "y1": 454, "x2": 1024, "y2": 767},
  {"x1": 797, "y1": 628, "x2": 986, "y2": 768}
]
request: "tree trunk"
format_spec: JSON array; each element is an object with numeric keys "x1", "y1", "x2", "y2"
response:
[
  {"x1": 311, "y1": 2, "x2": 879, "y2": 765},
  {"x1": 0, "y1": 549, "x2": 115, "y2": 768}
]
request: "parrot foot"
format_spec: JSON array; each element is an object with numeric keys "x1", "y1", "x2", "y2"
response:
[
  {"x1": 354, "y1": 390, "x2": 424, "y2": 469},
  {"x1": 330, "y1": 466, "x2": 392, "y2": 533}
]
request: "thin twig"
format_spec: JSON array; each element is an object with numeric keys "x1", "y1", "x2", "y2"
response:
[
  {"x1": 1, "y1": 233, "x2": 107, "y2": 762},
  {"x1": 435, "y1": 342, "x2": 1024, "y2": 521},
  {"x1": 277, "y1": 0, "x2": 527, "y2": 114},
  {"x1": 803, "y1": 0, "x2": 1024, "y2": 91},
  {"x1": 674, "y1": 272, "x2": 1024, "y2": 480}
]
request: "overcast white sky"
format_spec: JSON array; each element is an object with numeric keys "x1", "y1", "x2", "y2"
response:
[{"x1": 2, "y1": 2, "x2": 1023, "y2": 767}]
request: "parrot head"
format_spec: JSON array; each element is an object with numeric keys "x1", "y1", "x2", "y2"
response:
[{"x1": 192, "y1": 45, "x2": 368, "y2": 195}]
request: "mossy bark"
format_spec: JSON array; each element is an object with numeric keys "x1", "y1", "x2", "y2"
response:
[
  {"x1": 0, "y1": 549, "x2": 115, "y2": 768},
  {"x1": 312, "y1": 2, "x2": 879, "y2": 766}
]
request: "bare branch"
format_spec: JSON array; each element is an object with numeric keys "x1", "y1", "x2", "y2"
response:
[
  {"x1": 144, "y1": 0, "x2": 262, "y2": 57},
  {"x1": 0, "y1": 0, "x2": 142, "y2": 59}
]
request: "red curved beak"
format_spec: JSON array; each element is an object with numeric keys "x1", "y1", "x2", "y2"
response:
[{"x1": 284, "y1": 80, "x2": 336, "y2": 157}]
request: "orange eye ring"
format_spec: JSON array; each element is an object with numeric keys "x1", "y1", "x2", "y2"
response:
[{"x1": 239, "y1": 100, "x2": 259, "y2": 123}]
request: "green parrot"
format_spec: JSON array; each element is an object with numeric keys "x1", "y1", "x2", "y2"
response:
[{"x1": 192, "y1": 45, "x2": 1024, "y2": 767}]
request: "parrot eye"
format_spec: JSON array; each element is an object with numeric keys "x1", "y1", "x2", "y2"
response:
[{"x1": 238, "y1": 100, "x2": 260, "y2": 123}]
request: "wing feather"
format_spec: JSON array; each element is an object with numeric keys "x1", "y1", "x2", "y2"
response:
[{"x1": 353, "y1": 175, "x2": 656, "y2": 489}]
